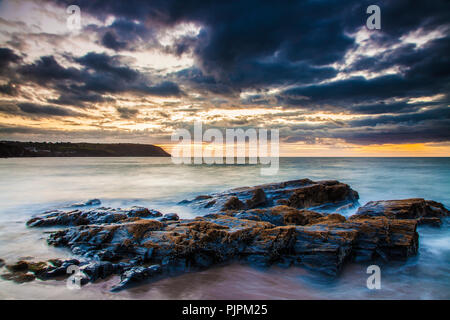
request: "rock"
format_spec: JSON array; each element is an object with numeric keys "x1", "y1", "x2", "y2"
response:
[
  {"x1": 111, "y1": 265, "x2": 162, "y2": 292},
  {"x1": 6, "y1": 260, "x2": 29, "y2": 272},
  {"x1": 222, "y1": 196, "x2": 245, "y2": 211},
  {"x1": 348, "y1": 217, "x2": 418, "y2": 262},
  {"x1": 353, "y1": 198, "x2": 449, "y2": 226},
  {"x1": 195, "y1": 195, "x2": 213, "y2": 200},
  {"x1": 181, "y1": 179, "x2": 359, "y2": 213},
  {"x1": 245, "y1": 188, "x2": 268, "y2": 209},
  {"x1": 21, "y1": 179, "x2": 436, "y2": 291},
  {"x1": 26, "y1": 206, "x2": 160, "y2": 227},
  {"x1": 160, "y1": 213, "x2": 179, "y2": 221},
  {"x1": 71, "y1": 199, "x2": 101, "y2": 207},
  {"x1": 233, "y1": 206, "x2": 325, "y2": 226},
  {"x1": 0, "y1": 258, "x2": 4, "y2": 268},
  {"x1": 40, "y1": 210, "x2": 418, "y2": 284},
  {"x1": 1, "y1": 272, "x2": 35, "y2": 283},
  {"x1": 78, "y1": 261, "x2": 115, "y2": 282},
  {"x1": 127, "y1": 207, "x2": 162, "y2": 218},
  {"x1": 27, "y1": 261, "x2": 50, "y2": 275},
  {"x1": 418, "y1": 217, "x2": 442, "y2": 227},
  {"x1": 287, "y1": 180, "x2": 359, "y2": 209}
]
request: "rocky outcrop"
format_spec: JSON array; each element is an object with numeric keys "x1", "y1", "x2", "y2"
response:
[
  {"x1": 5, "y1": 179, "x2": 446, "y2": 292},
  {"x1": 353, "y1": 198, "x2": 449, "y2": 227},
  {"x1": 181, "y1": 179, "x2": 359, "y2": 213},
  {"x1": 16, "y1": 207, "x2": 419, "y2": 290},
  {"x1": 26, "y1": 206, "x2": 163, "y2": 227}
]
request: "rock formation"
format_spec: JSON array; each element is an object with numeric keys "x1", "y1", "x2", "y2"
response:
[{"x1": 0, "y1": 179, "x2": 447, "y2": 292}]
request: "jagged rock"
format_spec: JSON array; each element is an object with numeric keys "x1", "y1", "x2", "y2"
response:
[
  {"x1": 287, "y1": 180, "x2": 359, "y2": 209},
  {"x1": 353, "y1": 198, "x2": 449, "y2": 226},
  {"x1": 233, "y1": 206, "x2": 325, "y2": 226},
  {"x1": 32, "y1": 210, "x2": 419, "y2": 288},
  {"x1": 222, "y1": 196, "x2": 245, "y2": 211},
  {"x1": 26, "y1": 206, "x2": 161, "y2": 227},
  {"x1": 182, "y1": 179, "x2": 359, "y2": 213},
  {"x1": 127, "y1": 207, "x2": 162, "y2": 218},
  {"x1": 246, "y1": 188, "x2": 268, "y2": 209},
  {"x1": 21, "y1": 179, "x2": 444, "y2": 291},
  {"x1": 111, "y1": 265, "x2": 162, "y2": 292}
]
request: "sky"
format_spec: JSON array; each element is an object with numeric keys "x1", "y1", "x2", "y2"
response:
[{"x1": 0, "y1": 0, "x2": 449, "y2": 156}]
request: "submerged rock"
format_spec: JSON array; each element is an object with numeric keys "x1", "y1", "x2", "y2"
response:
[{"x1": 353, "y1": 198, "x2": 449, "y2": 227}]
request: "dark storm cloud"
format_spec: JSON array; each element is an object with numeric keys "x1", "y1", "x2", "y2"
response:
[
  {"x1": 8, "y1": 0, "x2": 450, "y2": 146},
  {"x1": 17, "y1": 102, "x2": 82, "y2": 117},
  {"x1": 0, "y1": 101, "x2": 84, "y2": 118},
  {"x1": 0, "y1": 47, "x2": 22, "y2": 69},
  {"x1": 19, "y1": 56, "x2": 83, "y2": 83},
  {"x1": 12, "y1": 52, "x2": 184, "y2": 104},
  {"x1": 101, "y1": 31, "x2": 128, "y2": 51},
  {"x1": 116, "y1": 106, "x2": 139, "y2": 119},
  {"x1": 0, "y1": 82, "x2": 19, "y2": 96},
  {"x1": 74, "y1": 52, "x2": 138, "y2": 81}
]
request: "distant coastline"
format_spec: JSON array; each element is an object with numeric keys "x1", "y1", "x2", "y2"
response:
[{"x1": 0, "y1": 141, "x2": 170, "y2": 158}]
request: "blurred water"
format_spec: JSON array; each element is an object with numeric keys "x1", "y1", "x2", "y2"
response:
[{"x1": 0, "y1": 157, "x2": 448, "y2": 299}]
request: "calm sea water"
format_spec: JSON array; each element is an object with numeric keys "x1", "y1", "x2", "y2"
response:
[{"x1": 0, "y1": 157, "x2": 448, "y2": 299}]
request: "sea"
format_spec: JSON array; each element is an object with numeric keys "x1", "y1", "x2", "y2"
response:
[{"x1": 0, "y1": 157, "x2": 448, "y2": 299}]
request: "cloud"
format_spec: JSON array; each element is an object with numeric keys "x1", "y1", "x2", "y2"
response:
[
  {"x1": 0, "y1": 0, "x2": 448, "y2": 148},
  {"x1": 116, "y1": 106, "x2": 139, "y2": 119},
  {"x1": 0, "y1": 47, "x2": 22, "y2": 69}
]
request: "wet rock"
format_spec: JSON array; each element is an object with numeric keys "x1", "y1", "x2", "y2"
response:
[
  {"x1": 1, "y1": 272, "x2": 35, "y2": 283},
  {"x1": 71, "y1": 199, "x2": 101, "y2": 207},
  {"x1": 78, "y1": 261, "x2": 114, "y2": 282},
  {"x1": 348, "y1": 217, "x2": 418, "y2": 262},
  {"x1": 233, "y1": 206, "x2": 325, "y2": 226},
  {"x1": 26, "y1": 206, "x2": 161, "y2": 227},
  {"x1": 418, "y1": 217, "x2": 442, "y2": 227},
  {"x1": 195, "y1": 195, "x2": 213, "y2": 200},
  {"x1": 181, "y1": 179, "x2": 359, "y2": 213},
  {"x1": 160, "y1": 213, "x2": 179, "y2": 221},
  {"x1": 245, "y1": 188, "x2": 268, "y2": 209},
  {"x1": 21, "y1": 179, "x2": 435, "y2": 291},
  {"x1": 6, "y1": 260, "x2": 29, "y2": 272},
  {"x1": 40, "y1": 210, "x2": 418, "y2": 284},
  {"x1": 38, "y1": 259, "x2": 80, "y2": 279},
  {"x1": 0, "y1": 258, "x2": 4, "y2": 268},
  {"x1": 127, "y1": 207, "x2": 162, "y2": 218},
  {"x1": 27, "y1": 261, "x2": 50, "y2": 275},
  {"x1": 111, "y1": 265, "x2": 162, "y2": 292},
  {"x1": 353, "y1": 198, "x2": 449, "y2": 226},
  {"x1": 222, "y1": 196, "x2": 245, "y2": 211},
  {"x1": 287, "y1": 180, "x2": 359, "y2": 209}
]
